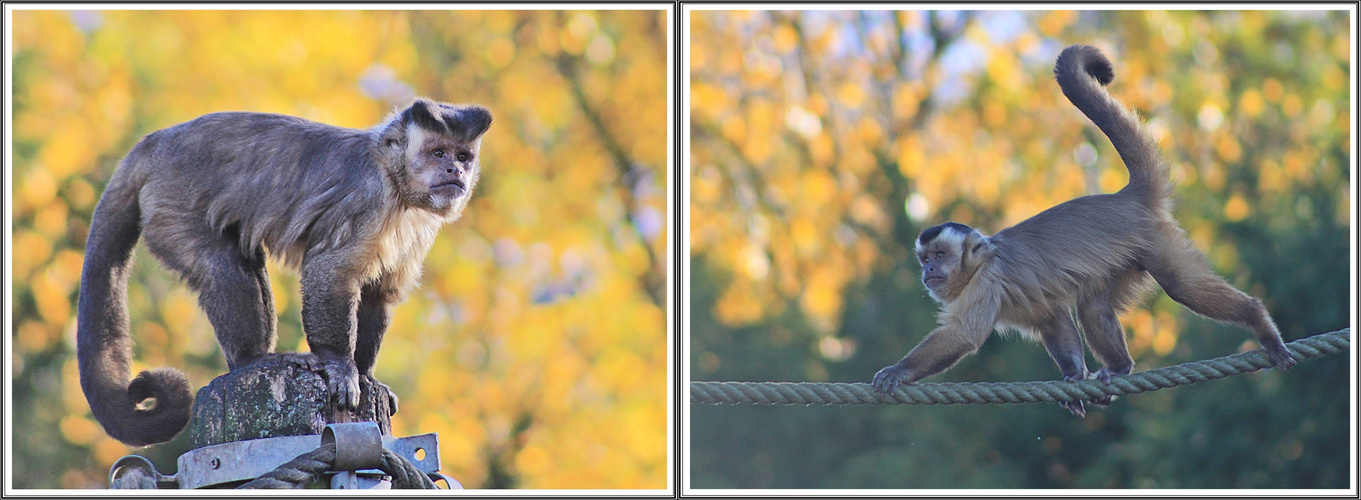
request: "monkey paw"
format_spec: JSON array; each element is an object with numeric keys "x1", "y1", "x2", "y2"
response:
[
  {"x1": 1058, "y1": 400, "x2": 1087, "y2": 418},
  {"x1": 1092, "y1": 367, "x2": 1132, "y2": 386},
  {"x1": 871, "y1": 365, "x2": 907, "y2": 394},
  {"x1": 366, "y1": 375, "x2": 400, "y2": 416},
  {"x1": 317, "y1": 357, "x2": 362, "y2": 410},
  {"x1": 1062, "y1": 372, "x2": 1112, "y2": 412},
  {"x1": 1266, "y1": 347, "x2": 1297, "y2": 371}
]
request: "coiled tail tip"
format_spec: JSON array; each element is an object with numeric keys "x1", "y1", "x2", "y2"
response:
[
  {"x1": 89, "y1": 368, "x2": 194, "y2": 447},
  {"x1": 1055, "y1": 44, "x2": 1115, "y2": 86}
]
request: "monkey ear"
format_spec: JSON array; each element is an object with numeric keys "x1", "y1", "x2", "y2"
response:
[
  {"x1": 963, "y1": 231, "x2": 996, "y2": 260},
  {"x1": 453, "y1": 105, "x2": 493, "y2": 139},
  {"x1": 404, "y1": 99, "x2": 447, "y2": 134},
  {"x1": 378, "y1": 121, "x2": 405, "y2": 149}
]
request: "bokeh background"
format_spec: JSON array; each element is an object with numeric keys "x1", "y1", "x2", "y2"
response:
[
  {"x1": 9, "y1": 9, "x2": 669, "y2": 489},
  {"x1": 689, "y1": 9, "x2": 1351, "y2": 489}
]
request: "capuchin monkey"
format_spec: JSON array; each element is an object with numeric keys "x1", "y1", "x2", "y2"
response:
[
  {"x1": 77, "y1": 98, "x2": 491, "y2": 446},
  {"x1": 871, "y1": 44, "x2": 1295, "y2": 417}
]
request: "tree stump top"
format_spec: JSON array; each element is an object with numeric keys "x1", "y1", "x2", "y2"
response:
[{"x1": 187, "y1": 354, "x2": 393, "y2": 450}]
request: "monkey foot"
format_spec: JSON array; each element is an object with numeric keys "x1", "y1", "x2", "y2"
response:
[
  {"x1": 1058, "y1": 400, "x2": 1087, "y2": 418},
  {"x1": 1266, "y1": 346, "x2": 1297, "y2": 371}
]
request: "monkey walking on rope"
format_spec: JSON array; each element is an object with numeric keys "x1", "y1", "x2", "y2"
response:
[{"x1": 872, "y1": 45, "x2": 1294, "y2": 417}]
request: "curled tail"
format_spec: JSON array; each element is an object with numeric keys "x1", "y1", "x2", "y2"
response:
[
  {"x1": 77, "y1": 156, "x2": 192, "y2": 446},
  {"x1": 1054, "y1": 44, "x2": 1172, "y2": 207}
]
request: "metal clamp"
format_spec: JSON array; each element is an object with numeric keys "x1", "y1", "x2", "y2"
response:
[{"x1": 323, "y1": 422, "x2": 384, "y2": 472}]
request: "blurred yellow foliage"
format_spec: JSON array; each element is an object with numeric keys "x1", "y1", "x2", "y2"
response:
[
  {"x1": 1224, "y1": 193, "x2": 1251, "y2": 222},
  {"x1": 10, "y1": 8, "x2": 668, "y2": 490}
]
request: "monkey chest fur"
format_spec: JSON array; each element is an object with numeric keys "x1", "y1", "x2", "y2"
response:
[{"x1": 355, "y1": 206, "x2": 445, "y2": 287}]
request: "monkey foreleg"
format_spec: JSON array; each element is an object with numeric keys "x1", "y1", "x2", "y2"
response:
[
  {"x1": 355, "y1": 284, "x2": 399, "y2": 416},
  {"x1": 872, "y1": 324, "x2": 990, "y2": 394},
  {"x1": 300, "y1": 261, "x2": 364, "y2": 411},
  {"x1": 1039, "y1": 315, "x2": 1102, "y2": 417}
]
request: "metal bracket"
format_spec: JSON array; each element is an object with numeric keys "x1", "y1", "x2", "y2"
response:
[{"x1": 111, "y1": 423, "x2": 447, "y2": 489}]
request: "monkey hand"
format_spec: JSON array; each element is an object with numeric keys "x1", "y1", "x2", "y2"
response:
[
  {"x1": 871, "y1": 364, "x2": 910, "y2": 394},
  {"x1": 365, "y1": 374, "x2": 400, "y2": 416},
  {"x1": 316, "y1": 355, "x2": 362, "y2": 410}
]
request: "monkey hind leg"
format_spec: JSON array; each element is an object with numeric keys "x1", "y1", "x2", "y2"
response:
[
  {"x1": 142, "y1": 216, "x2": 278, "y2": 370},
  {"x1": 1142, "y1": 228, "x2": 1295, "y2": 369}
]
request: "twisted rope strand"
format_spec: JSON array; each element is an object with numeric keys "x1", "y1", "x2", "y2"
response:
[
  {"x1": 236, "y1": 441, "x2": 439, "y2": 489},
  {"x1": 237, "y1": 443, "x2": 337, "y2": 489},
  {"x1": 691, "y1": 328, "x2": 1350, "y2": 406}
]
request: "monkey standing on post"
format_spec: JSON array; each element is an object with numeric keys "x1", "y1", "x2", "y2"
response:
[
  {"x1": 77, "y1": 98, "x2": 492, "y2": 446},
  {"x1": 871, "y1": 45, "x2": 1295, "y2": 417}
]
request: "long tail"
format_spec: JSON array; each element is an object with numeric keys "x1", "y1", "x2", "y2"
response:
[
  {"x1": 1054, "y1": 44, "x2": 1172, "y2": 207},
  {"x1": 76, "y1": 153, "x2": 192, "y2": 447}
]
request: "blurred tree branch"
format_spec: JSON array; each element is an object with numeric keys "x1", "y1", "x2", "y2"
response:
[{"x1": 555, "y1": 48, "x2": 665, "y2": 308}]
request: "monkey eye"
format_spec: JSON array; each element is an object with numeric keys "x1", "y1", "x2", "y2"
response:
[
  {"x1": 432, "y1": 149, "x2": 446, "y2": 158},
  {"x1": 457, "y1": 152, "x2": 472, "y2": 162},
  {"x1": 936, "y1": 251, "x2": 945, "y2": 259}
]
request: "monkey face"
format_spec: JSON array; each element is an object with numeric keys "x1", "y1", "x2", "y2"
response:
[
  {"x1": 384, "y1": 100, "x2": 493, "y2": 215},
  {"x1": 915, "y1": 222, "x2": 991, "y2": 303},
  {"x1": 404, "y1": 125, "x2": 481, "y2": 210},
  {"x1": 916, "y1": 238, "x2": 961, "y2": 299}
]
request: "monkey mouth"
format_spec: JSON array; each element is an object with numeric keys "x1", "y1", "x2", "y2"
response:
[
  {"x1": 923, "y1": 276, "x2": 945, "y2": 289},
  {"x1": 432, "y1": 179, "x2": 467, "y2": 195}
]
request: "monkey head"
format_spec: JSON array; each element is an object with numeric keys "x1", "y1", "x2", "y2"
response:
[
  {"x1": 915, "y1": 222, "x2": 996, "y2": 303},
  {"x1": 379, "y1": 99, "x2": 493, "y2": 216}
]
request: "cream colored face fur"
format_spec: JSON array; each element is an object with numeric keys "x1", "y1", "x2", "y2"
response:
[
  {"x1": 915, "y1": 227, "x2": 967, "y2": 302},
  {"x1": 400, "y1": 123, "x2": 482, "y2": 215}
]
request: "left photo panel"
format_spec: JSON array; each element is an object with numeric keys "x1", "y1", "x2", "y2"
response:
[{"x1": 5, "y1": 5, "x2": 672, "y2": 492}]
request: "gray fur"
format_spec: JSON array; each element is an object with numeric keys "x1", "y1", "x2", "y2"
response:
[{"x1": 78, "y1": 98, "x2": 491, "y2": 446}]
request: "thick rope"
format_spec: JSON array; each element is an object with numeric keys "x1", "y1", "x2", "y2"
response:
[
  {"x1": 692, "y1": 328, "x2": 1350, "y2": 406},
  {"x1": 380, "y1": 449, "x2": 438, "y2": 489},
  {"x1": 237, "y1": 442, "x2": 336, "y2": 489},
  {"x1": 236, "y1": 441, "x2": 439, "y2": 489}
]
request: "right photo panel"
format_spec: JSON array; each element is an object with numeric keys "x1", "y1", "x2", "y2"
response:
[{"x1": 685, "y1": 7, "x2": 1354, "y2": 494}]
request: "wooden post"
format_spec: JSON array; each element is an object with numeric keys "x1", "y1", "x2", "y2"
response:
[{"x1": 185, "y1": 353, "x2": 393, "y2": 450}]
